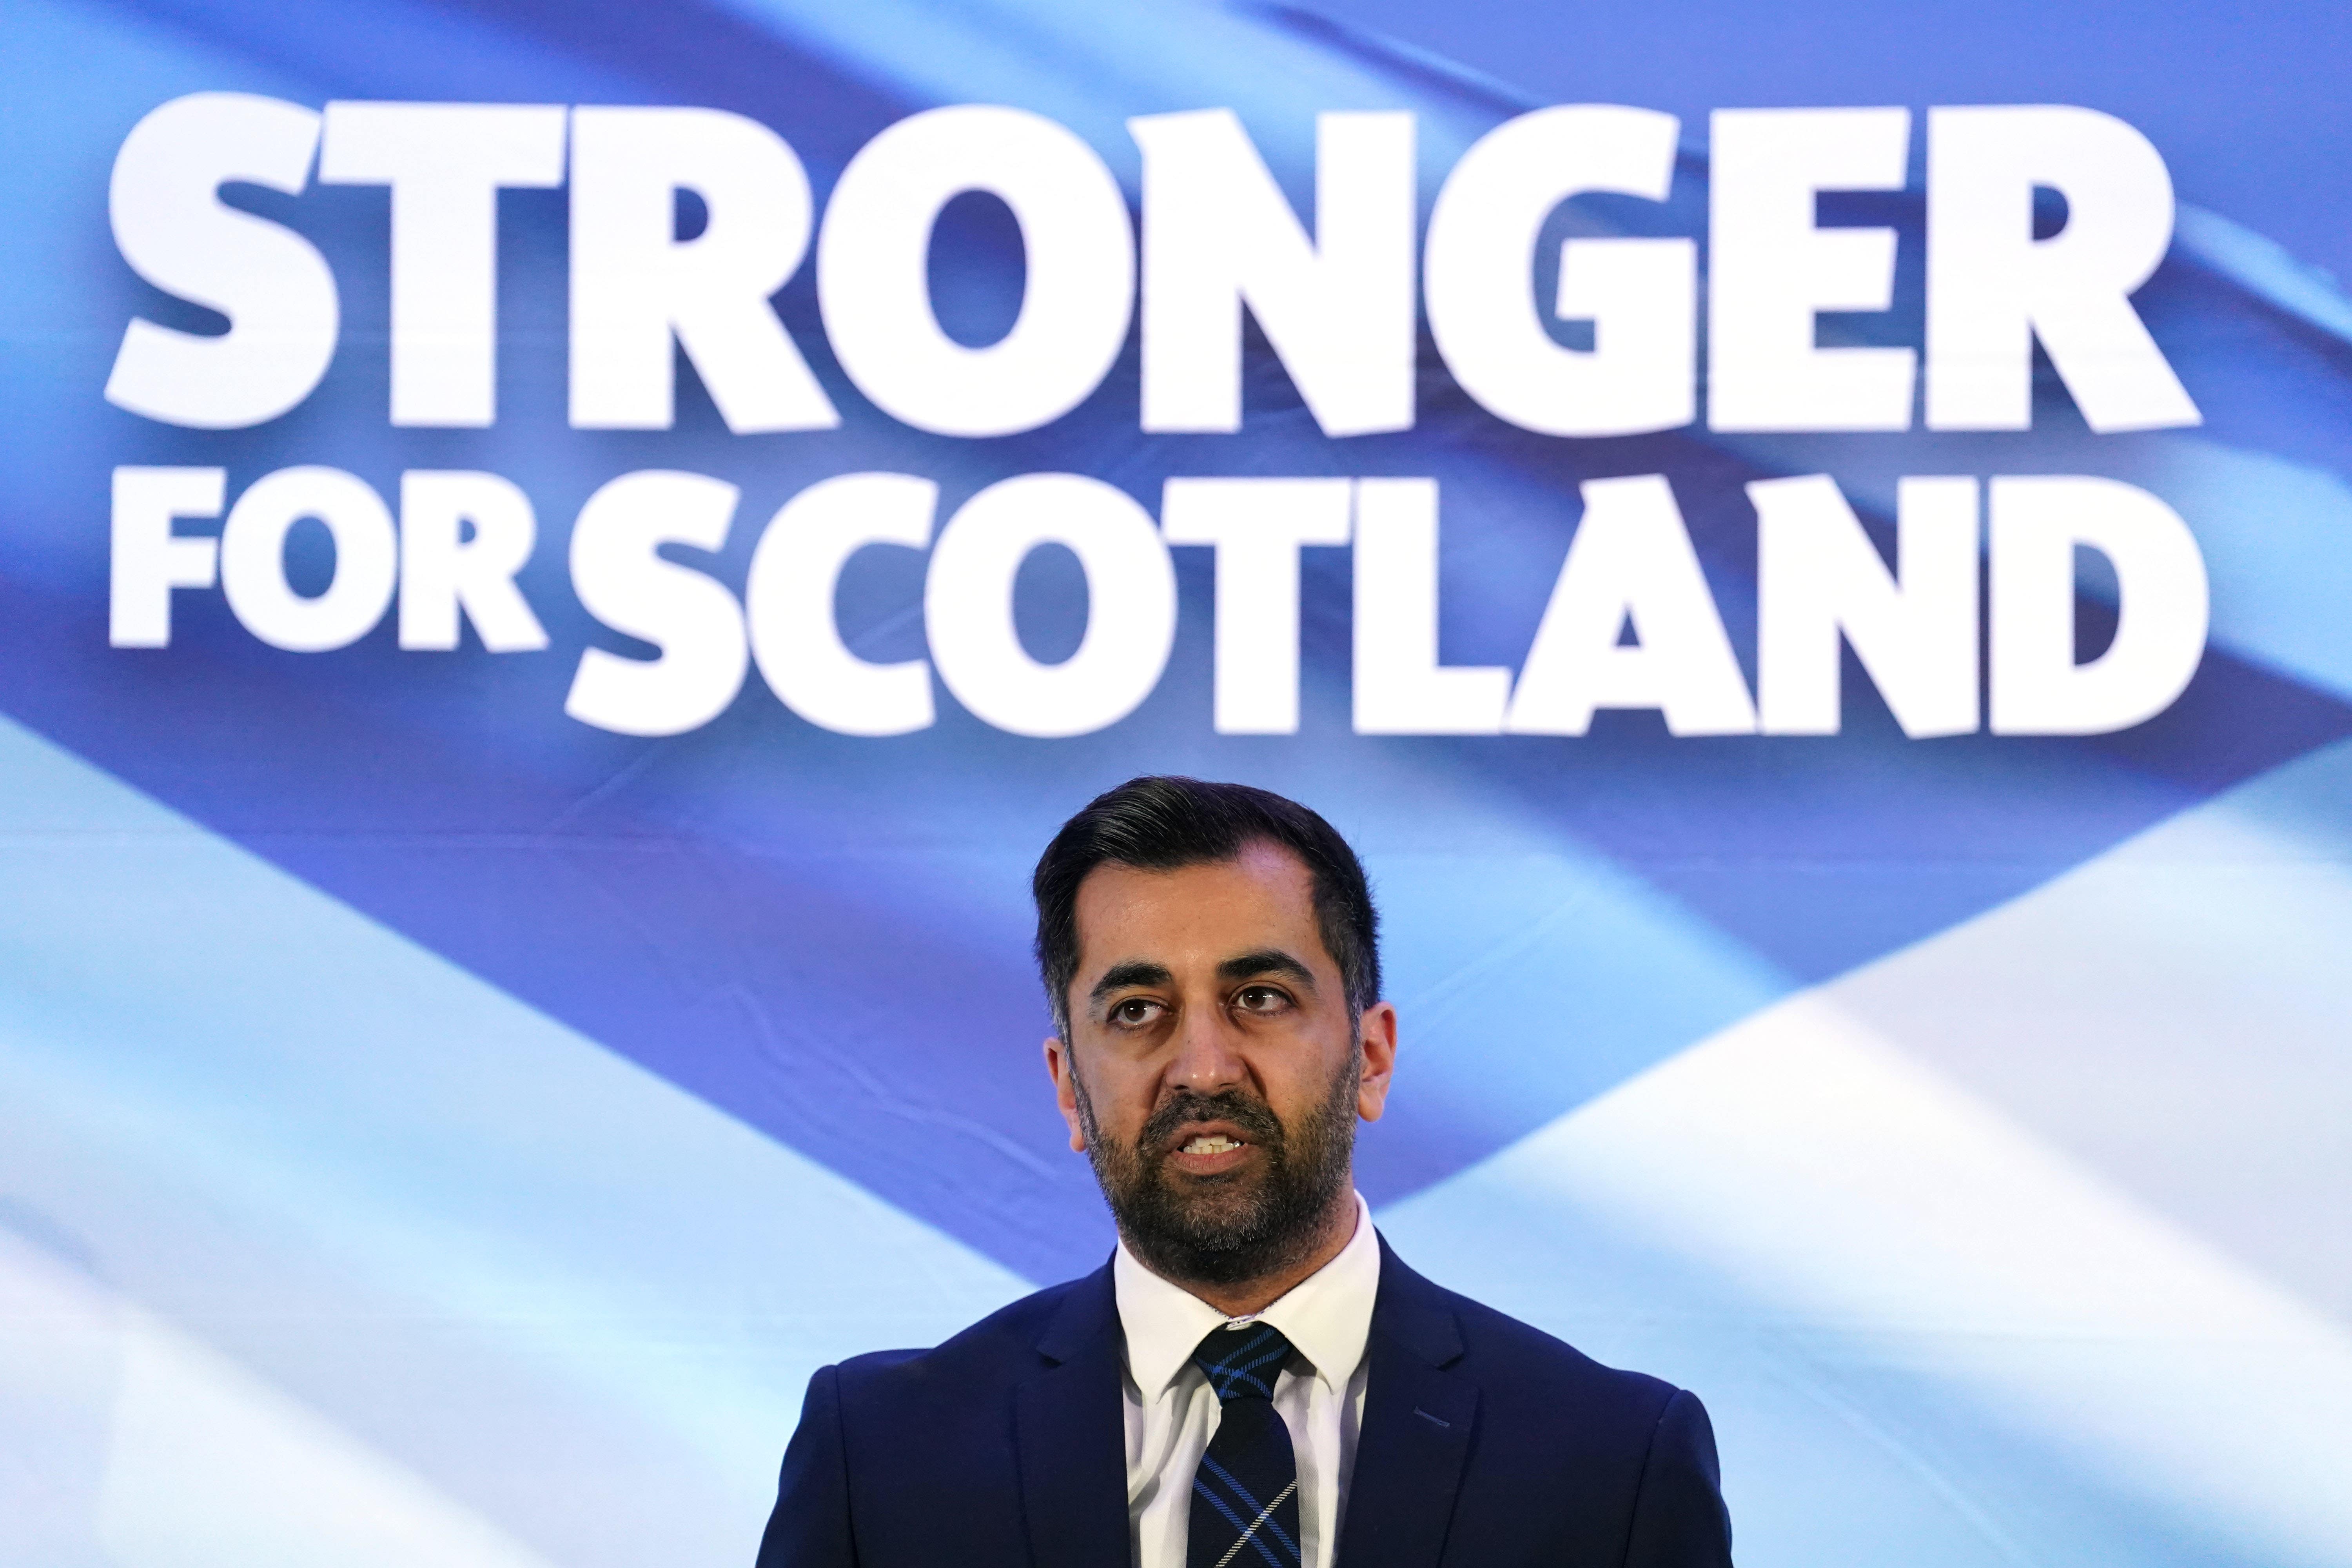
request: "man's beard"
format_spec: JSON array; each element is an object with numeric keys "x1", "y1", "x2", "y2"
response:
[{"x1": 1074, "y1": 1053, "x2": 1359, "y2": 1288}]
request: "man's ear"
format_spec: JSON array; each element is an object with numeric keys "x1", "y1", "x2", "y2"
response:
[
  {"x1": 1044, "y1": 1034, "x2": 1087, "y2": 1152},
  {"x1": 1354, "y1": 1001, "x2": 1398, "y2": 1123}
]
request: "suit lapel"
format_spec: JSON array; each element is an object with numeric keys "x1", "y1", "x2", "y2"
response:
[
  {"x1": 1014, "y1": 1264, "x2": 1131, "y2": 1568},
  {"x1": 1336, "y1": 1240, "x2": 1477, "y2": 1568}
]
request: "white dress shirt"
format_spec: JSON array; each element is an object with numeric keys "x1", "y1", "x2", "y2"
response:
[{"x1": 1114, "y1": 1192, "x2": 1379, "y2": 1568}]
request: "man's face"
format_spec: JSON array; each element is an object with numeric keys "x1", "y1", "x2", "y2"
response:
[{"x1": 1044, "y1": 841, "x2": 1397, "y2": 1285}]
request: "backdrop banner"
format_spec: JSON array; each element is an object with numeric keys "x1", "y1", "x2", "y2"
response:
[{"x1": 4, "y1": 2, "x2": 2350, "y2": 1565}]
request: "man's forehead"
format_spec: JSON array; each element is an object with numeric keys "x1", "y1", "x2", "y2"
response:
[{"x1": 1071, "y1": 843, "x2": 1324, "y2": 963}]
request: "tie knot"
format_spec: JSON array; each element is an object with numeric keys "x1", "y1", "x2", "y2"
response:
[{"x1": 1189, "y1": 1322, "x2": 1295, "y2": 1404}]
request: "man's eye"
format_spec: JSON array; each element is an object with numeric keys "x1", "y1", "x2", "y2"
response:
[
  {"x1": 1235, "y1": 986, "x2": 1289, "y2": 1013},
  {"x1": 1110, "y1": 998, "x2": 1160, "y2": 1025}
]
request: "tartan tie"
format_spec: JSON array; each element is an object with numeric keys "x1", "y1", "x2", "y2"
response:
[{"x1": 1187, "y1": 1323, "x2": 1304, "y2": 1568}]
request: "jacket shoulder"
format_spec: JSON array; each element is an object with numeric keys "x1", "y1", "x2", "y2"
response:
[
  {"x1": 1432, "y1": 1284, "x2": 1732, "y2": 1564},
  {"x1": 830, "y1": 1268, "x2": 1104, "y2": 1404},
  {"x1": 1381, "y1": 1246, "x2": 1685, "y2": 1430},
  {"x1": 1459, "y1": 1288, "x2": 1677, "y2": 1396},
  {"x1": 771, "y1": 1270, "x2": 1118, "y2": 1566}
]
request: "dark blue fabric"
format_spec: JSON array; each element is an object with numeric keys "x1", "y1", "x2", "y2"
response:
[
  {"x1": 755, "y1": 1236, "x2": 1732, "y2": 1567},
  {"x1": 1189, "y1": 1323, "x2": 1303, "y2": 1568}
]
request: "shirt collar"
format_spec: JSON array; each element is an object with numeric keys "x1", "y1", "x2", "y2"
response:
[{"x1": 1114, "y1": 1192, "x2": 1380, "y2": 1401}]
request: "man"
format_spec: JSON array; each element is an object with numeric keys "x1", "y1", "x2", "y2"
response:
[{"x1": 756, "y1": 776, "x2": 1733, "y2": 1567}]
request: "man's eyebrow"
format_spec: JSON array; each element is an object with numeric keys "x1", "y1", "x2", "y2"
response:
[
  {"x1": 1218, "y1": 949, "x2": 1317, "y2": 989},
  {"x1": 1089, "y1": 960, "x2": 1173, "y2": 1005}
]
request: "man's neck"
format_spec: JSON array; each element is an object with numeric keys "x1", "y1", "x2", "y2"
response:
[{"x1": 1138, "y1": 1189, "x2": 1361, "y2": 1319}]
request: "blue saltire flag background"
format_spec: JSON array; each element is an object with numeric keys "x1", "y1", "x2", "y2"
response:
[{"x1": 3, "y1": 1, "x2": 2350, "y2": 1565}]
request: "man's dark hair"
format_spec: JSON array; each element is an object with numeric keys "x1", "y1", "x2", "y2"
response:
[{"x1": 1033, "y1": 776, "x2": 1380, "y2": 1038}]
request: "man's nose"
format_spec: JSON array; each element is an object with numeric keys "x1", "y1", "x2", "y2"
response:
[{"x1": 1167, "y1": 997, "x2": 1249, "y2": 1093}]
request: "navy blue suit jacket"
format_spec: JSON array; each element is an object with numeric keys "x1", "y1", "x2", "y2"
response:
[{"x1": 755, "y1": 1236, "x2": 1732, "y2": 1566}]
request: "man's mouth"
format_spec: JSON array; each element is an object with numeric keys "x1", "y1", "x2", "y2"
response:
[
  {"x1": 1134, "y1": 1093, "x2": 1283, "y2": 1172},
  {"x1": 1180, "y1": 1134, "x2": 1243, "y2": 1154}
]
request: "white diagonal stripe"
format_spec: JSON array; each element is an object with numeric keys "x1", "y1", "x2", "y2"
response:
[{"x1": 1213, "y1": 1479, "x2": 1298, "y2": 1568}]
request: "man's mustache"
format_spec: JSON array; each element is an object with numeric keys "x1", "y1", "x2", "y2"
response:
[{"x1": 1136, "y1": 1089, "x2": 1285, "y2": 1157}]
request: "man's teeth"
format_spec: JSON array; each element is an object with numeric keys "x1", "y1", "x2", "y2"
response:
[{"x1": 1181, "y1": 1134, "x2": 1241, "y2": 1154}]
